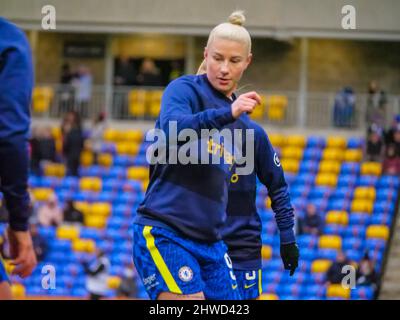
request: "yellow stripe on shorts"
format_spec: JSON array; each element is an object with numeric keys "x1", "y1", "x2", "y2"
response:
[
  {"x1": 258, "y1": 269, "x2": 262, "y2": 296},
  {"x1": 143, "y1": 226, "x2": 182, "y2": 294}
]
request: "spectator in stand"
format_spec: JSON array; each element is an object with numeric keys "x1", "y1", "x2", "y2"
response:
[
  {"x1": 116, "y1": 264, "x2": 138, "y2": 299},
  {"x1": 136, "y1": 58, "x2": 162, "y2": 87},
  {"x1": 384, "y1": 115, "x2": 400, "y2": 145},
  {"x1": 392, "y1": 124, "x2": 400, "y2": 157},
  {"x1": 60, "y1": 63, "x2": 75, "y2": 114},
  {"x1": 366, "y1": 123, "x2": 384, "y2": 162},
  {"x1": 333, "y1": 86, "x2": 355, "y2": 128},
  {"x1": 298, "y1": 203, "x2": 323, "y2": 236},
  {"x1": 114, "y1": 55, "x2": 137, "y2": 118},
  {"x1": 82, "y1": 248, "x2": 111, "y2": 300},
  {"x1": 356, "y1": 252, "x2": 378, "y2": 290},
  {"x1": 62, "y1": 111, "x2": 84, "y2": 177},
  {"x1": 30, "y1": 126, "x2": 57, "y2": 176},
  {"x1": 29, "y1": 223, "x2": 48, "y2": 262},
  {"x1": 383, "y1": 144, "x2": 400, "y2": 175},
  {"x1": 88, "y1": 112, "x2": 106, "y2": 165},
  {"x1": 73, "y1": 65, "x2": 92, "y2": 118},
  {"x1": 326, "y1": 251, "x2": 351, "y2": 285},
  {"x1": 37, "y1": 194, "x2": 63, "y2": 227},
  {"x1": 366, "y1": 81, "x2": 387, "y2": 128},
  {"x1": 63, "y1": 199, "x2": 84, "y2": 226}
]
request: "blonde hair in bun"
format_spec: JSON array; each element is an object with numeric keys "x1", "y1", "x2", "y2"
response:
[{"x1": 206, "y1": 10, "x2": 252, "y2": 54}]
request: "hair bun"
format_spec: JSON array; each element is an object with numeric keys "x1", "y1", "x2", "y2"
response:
[{"x1": 228, "y1": 10, "x2": 245, "y2": 26}]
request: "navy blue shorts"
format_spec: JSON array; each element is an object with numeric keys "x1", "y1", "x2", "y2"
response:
[
  {"x1": 234, "y1": 269, "x2": 262, "y2": 300},
  {"x1": 133, "y1": 224, "x2": 241, "y2": 300}
]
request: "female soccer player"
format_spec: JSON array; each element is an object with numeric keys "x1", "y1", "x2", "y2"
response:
[
  {"x1": 133, "y1": 11, "x2": 261, "y2": 300},
  {"x1": 0, "y1": 18, "x2": 37, "y2": 299},
  {"x1": 197, "y1": 60, "x2": 299, "y2": 301}
]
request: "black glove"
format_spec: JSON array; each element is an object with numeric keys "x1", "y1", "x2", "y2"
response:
[{"x1": 280, "y1": 243, "x2": 299, "y2": 276}]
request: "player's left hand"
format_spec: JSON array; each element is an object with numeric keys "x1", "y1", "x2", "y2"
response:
[{"x1": 280, "y1": 243, "x2": 299, "y2": 276}]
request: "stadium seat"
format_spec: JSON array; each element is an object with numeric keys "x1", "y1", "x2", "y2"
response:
[
  {"x1": 148, "y1": 90, "x2": 163, "y2": 118},
  {"x1": 361, "y1": 162, "x2": 382, "y2": 176},
  {"x1": 366, "y1": 225, "x2": 389, "y2": 241},
  {"x1": 311, "y1": 259, "x2": 332, "y2": 273},
  {"x1": 326, "y1": 136, "x2": 346, "y2": 149},
  {"x1": 56, "y1": 226, "x2": 80, "y2": 241},
  {"x1": 322, "y1": 148, "x2": 344, "y2": 162},
  {"x1": 351, "y1": 199, "x2": 373, "y2": 214},
  {"x1": 281, "y1": 147, "x2": 304, "y2": 160},
  {"x1": 107, "y1": 276, "x2": 122, "y2": 289},
  {"x1": 306, "y1": 136, "x2": 326, "y2": 149},
  {"x1": 268, "y1": 133, "x2": 286, "y2": 149},
  {"x1": 11, "y1": 284, "x2": 26, "y2": 299},
  {"x1": 344, "y1": 149, "x2": 363, "y2": 162},
  {"x1": 80, "y1": 177, "x2": 102, "y2": 192},
  {"x1": 315, "y1": 173, "x2": 338, "y2": 187},
  {"x1": 98, "y1": 153, "x2": 113, "y2": 167},
  {"x1": 31, "y1": 188, "x2": 54, "y2": 201},
  {"x1": 261, "y1": 245, "x2": 272, "y2": 260},
  {"x1": 267, "y1": 95, "x2": 288, "y2": 121},
  {"x1": 127, "y1": 166, "x2": 148, "y2": 180},
  {"x1": 326, "y1": 284, "x2": 350, "y2": 299},
  {"x1": 128, "y1": 89, "x2": 147, "y2": 117},
  {"x1": 285, "y1": 135, "x2": 306, "y2": 148},
  {"x1": 353, "y1": 186, "x2": 376, "y2": 201},
  {"x1": 32, "y1": 86, "x2": 54, "y2": 113},
  {"x1": 280, "y1": 159, "x2": 300, "y2": 173},
  {"x1": 72, "y1": 239, "x2": 96, "y2": 253},
  {"x1": 258, "y1": 293, "x2": 279, "y2": 300},
  {"x1": 318, "y1": 161, "x2": 341, "y2": 174},
  {"x1": 325, "y1": 211, "x2": 348, "y2": 225},
  {"x1": 319, "y1": 235, "x2": 342, "y2": 250}
]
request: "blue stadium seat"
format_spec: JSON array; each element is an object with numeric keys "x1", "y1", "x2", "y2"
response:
[
  {"x1": 356, "y1": 175, "x2": 378, "y2": 187},
  {"x1": 340, "y1": 162, "x2": 360, "y2": 175},
  {"x1": 303, "y1": 148, "x2": 322, "y2": 161},
  {"x1": 299, "y1": 160, "x2": 319, "y2": 174},
  {"x1": 306, "y1": 136, "x2": 326, "y2": 149},
  {"x1": 337, "y1": 174, "x2": 357, "y2": 188},
  {"x1": 351, "y1": 286, "x2": 375, "y2": 300},
  {"x1": 349, "y1": 213, "x2": 370, "y2": 226}
]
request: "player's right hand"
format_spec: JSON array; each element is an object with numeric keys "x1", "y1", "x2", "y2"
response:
[
  {"x1": 231, "y1": 91, "x2": 261, "y2": 118},
  {"x1": 7, "y1": 228, "x2": 37, "y2": 278}
]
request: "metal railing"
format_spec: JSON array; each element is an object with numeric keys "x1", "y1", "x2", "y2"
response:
[{"x1": 32, "y1": 84, "x2": 400, "y2": 130}]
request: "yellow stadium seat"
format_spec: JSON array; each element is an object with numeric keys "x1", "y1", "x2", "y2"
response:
[
  {"x1": 280, "y1": 159, "x2": 299, "y2": 173},
  {"x1": 31, "y1": 188, "x2": 54, "y2": 201},
  {"x1": 57, "y1": 226, "x2": 80, "y2": 240},
  {"x1": 319, "y1": 235, "x2": 342, "y2": 250},
  {"x1": 80, "y1": 177, "x2": 102, "y2": 192},
  {"x1": 107, "y1": 276, "x2": 122, "y2": 289},
  {"x1": 261, "y1": 245, "x2": 272, "y2": 260},
  {"x1": 366, "y1": 225, "x2": 389, "y2": 241},
  {"x1": 103, "y1": 129, "x2": 119, "y2": 142},
  {"x1": 325, "y1": 211, "x2": 349, "y2": 225},
  {"x1": 124, "y1": 130, "x2": 144, "y2": 143},
  {"x1": 267, "y1": 95, "x2": 287, "y2": 121},
  {"x1": 74, "y1": 202, "x2": 91, "y2": 215},
  {"x1": 311, "y1": 259, "x2": 332, "y2": 273},
  {"x1": 116, "y1": 143, "x2": 140, "y2": 156},
  {"x1": 11, "y1": 284, "x2": 26, "y2": 299},
  {"x1": 285, "y1": 135, "x2": 306, "y2": 148},
  {"x1": 51, "y1": 127, "x2": 62, "y2": 140},
  {"x1": 268, "y1": 133, "x2": 286, "y2": 149},
  {"x1": 258, "y1": 293, "x2": 279, "y2": 300},
  {"x1": 361, "y1": 162, "x2": 382, "y2": 176},
  {"x1": 318, "y1": 161, "x2": 341, "y2": 174},
  {"x1": 80, "y1": 151, "x2": 94, "y2": 167},
  {"x1": 32, "y1": 86, "x2": 54, "y2": 113},
  {"x1": 98, "y1": 153, "x2": 113, "y2": 167},
  {"x1": 148, "y1": 90, "x2": 163, "y2": 118},
  {"x1": 72, "y1": 239, "x2": 96, "y2": 252},
  {"x1": 326, "y1": 136, "x2": 347, "y2": 149},
  {"x1": 353, "y1": 187, "x2": 376, "y2": 201},
  {"x1": 84, "y1": 216, "x2": 107, "y2": 229},
  {"x1": 128, "y1": 89, "x2": 147, "y2": 117},
  {"x1": 344, "y1": 149, "x2": 363, "y2": 162},
  {"x1": 326, "y1": 284, "x2": 350, "y2": 299},
  {"x1": 322, "y1": 148, "x2": 344, "y2": 162},
  {"x1": 351, "y1": 199, "x2": 373, "y2": 214},
  {"x1": 90, "y1": 202, "x2": 112, "y2": 217},
  {"x1": 127, "y1": 166, "x2": 149, "y2": 180},
  {"x1": 142, "y1": 179, "x2": 150, "y2": 193},
  {"x1": 43, "y1": 163, "x2": 66, "y2": 178},
  {"x1": 315, "y1": 173, "x2": 338, "y2": 187},
  {"x1": 281, "y1": 147, "x2": 304, "y2": 160},
  {"x1": 264, "y1": 196, "x2": 271, "y2": 209}
]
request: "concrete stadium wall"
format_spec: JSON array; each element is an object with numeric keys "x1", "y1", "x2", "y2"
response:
[{"x1": 2, "y1": 0, "x2": 400, "y2": 39}]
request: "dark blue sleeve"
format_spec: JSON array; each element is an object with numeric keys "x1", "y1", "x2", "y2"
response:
[
  {"x1": 0, "y1": 19, "x2": 33, "y2": 231},
  {"x1": 254, "y1": 124, "x2": 296, "y2": 244},
  {"x1": 159, "y1": 78, "x2": 235, "y2": 136}
]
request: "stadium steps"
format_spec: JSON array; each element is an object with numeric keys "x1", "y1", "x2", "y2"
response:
[{"x1": 379, "y1": 206, "x2": 400, "y2": 300}]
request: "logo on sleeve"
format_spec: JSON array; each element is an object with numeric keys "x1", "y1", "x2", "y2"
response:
[
  {"x1": 274, "y1": 153, "x2": 281, "y2": 167},
  {"x1": 178, "y1": 266, "x2": 193, "y2": 282}
]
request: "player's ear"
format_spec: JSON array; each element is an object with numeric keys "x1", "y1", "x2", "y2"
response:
[
  {"x1": 204, "y1": 47, "x2": 208, "y2": 60},
  {"x1": 244, "y1": 53, "x2": 252, "y2": 70}
]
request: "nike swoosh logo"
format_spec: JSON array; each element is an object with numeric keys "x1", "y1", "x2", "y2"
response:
[
  {"x1": 232, "y1": 284, "x2": 238, "y2": 290},
  {"x1": 244, "y1": 283, "x2": 256, "y2": 289}
]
